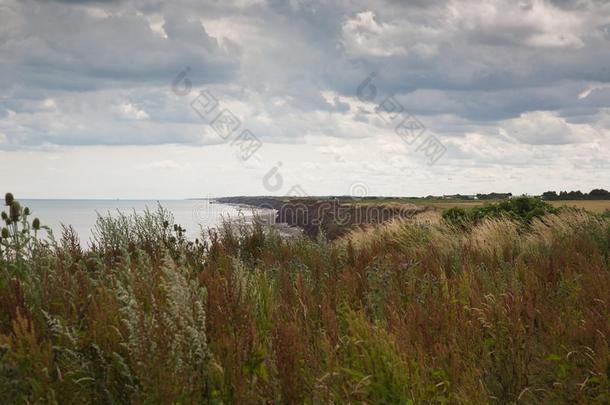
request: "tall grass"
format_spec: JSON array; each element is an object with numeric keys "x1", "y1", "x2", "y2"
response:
[{"x1": 1, "y1": 193, "x2": 609, "y2": 403}]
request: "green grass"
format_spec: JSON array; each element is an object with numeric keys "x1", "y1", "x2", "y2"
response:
[{"x1": 1, "y1": 192, "x2": 609, "y2": 403}]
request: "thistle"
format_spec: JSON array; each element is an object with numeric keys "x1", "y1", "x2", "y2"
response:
[
  {"x1": 1, "y1": 227, "x2": 8, "y2": 239},
  {"x1": 5, "y1": 192, "x2": 14, "y2": 206},
  {"x1": 32, "y1": 218, "x2": 40, "y2": 230},
  {"x1": 1, "y1": 211, "x2": 7, "y2": 222},
  {"x1": 9, "y1": 201, "x2": 21, "y2": 222},
  {"x1": 23, "y1": 207, "x2": 30, "y2": 216}
]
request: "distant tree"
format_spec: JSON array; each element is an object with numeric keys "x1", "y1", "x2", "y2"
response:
[
  {"x1": 476, "y1": 192, "x2": 512, "y2": 200},
  {"x1": 541, "y1": 191, "x2": 558, "y2": 200},
  {"x1": 567, "y1": 190, "x2": 584, "y2": 199},
  {"x1": 548, "y1": 189, "x2": 610, "y2": 200},
  {"x1": 589, "y1": 188, "x2": 610, "y2": 199}
]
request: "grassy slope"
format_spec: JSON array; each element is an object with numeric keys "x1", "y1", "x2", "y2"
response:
[{"x1": 0, "y1": 203, "x2": 609, "y2": 403}]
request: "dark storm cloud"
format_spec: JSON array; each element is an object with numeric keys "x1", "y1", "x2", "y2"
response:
[{"x1": 1, "y1": 1, "x2": 237, "y2": 91}]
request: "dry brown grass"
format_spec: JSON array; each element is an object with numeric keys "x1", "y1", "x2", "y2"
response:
[
  {"x1": 547, "y1": 199, "x2": 610, "y2": 213},
  {"x1": 407, "y1": 199, "x2": 610, "y2": 214}
]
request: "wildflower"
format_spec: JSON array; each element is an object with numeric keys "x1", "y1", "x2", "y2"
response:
[
  {"x1": 4, "y1": 192, "x2": 14, "y2": 206},
  {"x1": 1, "y1": 211, "x2": 7, "y2": 222},
  {"x1": 32, "y1": 218, "x2": 40, "y2": 230},
  {"x1": 23, "y1": 207, "x2": 30, "y2": 216},
  {"x1": 9, "y1": 201, "x2": 21, "y2": 222},
  {"x1": 1, "y1": 227, "x2": 8, "y2": 239}
]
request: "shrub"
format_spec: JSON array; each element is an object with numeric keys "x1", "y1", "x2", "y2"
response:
[
  {"x1": 442, "y1": 207, "x2": 469, "y2": 224},
  {"x1": 443, "y1": 196, "x2": 558, "y2": 226}
]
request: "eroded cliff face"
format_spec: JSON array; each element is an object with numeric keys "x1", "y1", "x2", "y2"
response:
[{"x1": 216, "y1": 197, "x2": 428, "y2": 240}]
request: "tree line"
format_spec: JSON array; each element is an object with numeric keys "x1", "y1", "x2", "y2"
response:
[{"x1": 541, "y1": 188, "x2": 610, "y2": 200}]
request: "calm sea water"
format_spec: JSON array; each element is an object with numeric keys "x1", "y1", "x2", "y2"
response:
[{"x1": 19, "y1": 199, "x2": 272, "y2": 244}]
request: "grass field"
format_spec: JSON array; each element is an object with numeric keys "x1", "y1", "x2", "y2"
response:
[
  {"x1": 421, "y1": 199, "x2": 610, "y2": 213},
  {"x1": 352, "y1": 198, "x2": 610, "y2": 214},
  {"x1": 547, "y1": 200, "x2": 610, "y2": 213}
]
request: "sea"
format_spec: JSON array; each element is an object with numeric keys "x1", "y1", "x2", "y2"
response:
[{"x1": 16, "y1": 199, "x2": 273, "y2": 245}]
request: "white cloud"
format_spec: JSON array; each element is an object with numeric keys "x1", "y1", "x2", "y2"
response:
[
  {"x1": 340, "y1": 10, "x2": 445, "y2": 59},
  {"x1": 41, "y1": 99, "x2": 57, "y2": 111},
  {"x1": 118, "y1": 103, "x2": 150, "y2": 121},
  {"x1": 342, "y1": 11, "x2": 409, "y2": 57},
  {"x1": 578, "y1": 83, "x2": 610, "y2": 99},
  {"x1": 448, "y1": 0, "x2": 590, "y2": 49},
  {"x1": 500, "y1": 111, "x2": 599, "y2": 145}
]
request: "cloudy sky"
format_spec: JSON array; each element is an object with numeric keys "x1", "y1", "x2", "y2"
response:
[{"x1": 1, "y1": 0, "x2": 609, "y2": 198}]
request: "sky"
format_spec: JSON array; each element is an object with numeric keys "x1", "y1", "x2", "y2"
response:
[{"x1": 1, "y1": 0, "x2": 609, "y2": 199}]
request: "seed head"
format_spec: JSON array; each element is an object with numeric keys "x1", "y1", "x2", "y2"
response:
[
  {"x1": 4, "y1": 193, "x2": 14, "y2": 206},
  {"x1": 9, "y1": 201, "x2": 21, "y2": 221},
  {"x1": 1, "y1": 227, "x2": 8, "y2": 239},
  {"x1": 32, "y1": 218, "x2": 40, "y2": 230}
]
